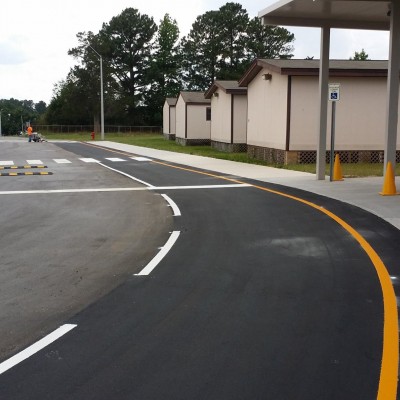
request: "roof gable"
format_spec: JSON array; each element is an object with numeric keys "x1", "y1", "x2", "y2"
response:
[
  {"x1": 239, "y1": 59, "x2": 391, "y2": 87},
  {"x1": 179, "y1": 91, "x2": 210, "y2": 104},
  {"x1": 204, "y1": 80, "x2": 247, "y2": 98},
  {"x1": 166, "y1": 97, "x2": 177, "y2": 106}
]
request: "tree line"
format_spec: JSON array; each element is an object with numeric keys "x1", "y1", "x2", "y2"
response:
[
  {"x1": 46, "y1": 2, "x2": 294, "y2": 127},
  {"x1": 0, "y1": 99, "x2": 46, "y2": 136},
  {"x1": 1, "y1": 2, "x2": 295, "y2": 134}
]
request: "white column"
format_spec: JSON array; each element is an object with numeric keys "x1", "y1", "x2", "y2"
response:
[
  {"x1": 384, "y1": 1, "x2": 400, "y2": 172},
  {"x1": 316, "y1": 26, "x2": 331, "y2": 180}
]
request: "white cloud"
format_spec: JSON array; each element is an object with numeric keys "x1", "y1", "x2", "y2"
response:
[
  {"x1": 0, "y1": 39, "x2": 29, "y2": 65},
  {"x1": 0, "y1": 0, "x2": 392, "y2": 104}
]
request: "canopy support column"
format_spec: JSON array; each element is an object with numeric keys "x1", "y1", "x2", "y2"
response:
[
  {"x1": 384, "y1": 1, "x2": 400, "y2": 172},
  {"x1": 316, "y1": 26, "x2": 330, "y2": 180}
]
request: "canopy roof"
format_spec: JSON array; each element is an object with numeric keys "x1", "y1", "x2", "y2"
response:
[{"x1": 259, "y1": 0, "x2": 391, "y2": 30}]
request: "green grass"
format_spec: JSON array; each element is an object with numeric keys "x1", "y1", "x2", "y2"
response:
[{"x1": 43, "y1": 131, "x2": 399, "y2": 177}]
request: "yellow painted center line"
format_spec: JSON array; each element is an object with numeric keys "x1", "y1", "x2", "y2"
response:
[
  {"x1": 152, "y1": 160, "x2": 398, "y2": 399},
  {"x1": 84, "y1": 142, "x2": 398, "y2": 397}
]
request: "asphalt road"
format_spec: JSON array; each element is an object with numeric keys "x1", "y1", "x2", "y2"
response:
[
  {"x1": 1, "y1": 140, "x2": 399, "y2": 399},
  {"x1": 0, "y1": 141, "x2": 172, "y2": 361}
]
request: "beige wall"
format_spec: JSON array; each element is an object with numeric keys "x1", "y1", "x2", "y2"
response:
[
  {"x1": 163, "y1": 102, "x2": 170, "y2": 134},
  {"x1": 187, "y1": 105, "x2": 211, "y2": 139},
  {"x1": 175, "y1": 96, "x2": 186, "y2": 139},
  {"x1": 247, "y1": 68, "x2": 288, "y2": 150},
  {"x1": 290, "y1": 76, "x2": 400, "y2": 150},
  {"x1": 169, "y1": 106, "x2": 176, "y2": 135},
  {"x1": 210, "y1": 90, "x2": 232, "y2": 143},
  {"x1": 233, "y1": 94, "x2": 247, "y2": 143}
]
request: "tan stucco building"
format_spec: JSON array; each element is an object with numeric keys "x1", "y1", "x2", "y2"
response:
[
  {"x1": 239, "y1": 59, "x2": 400, "y2": 164},
  {"x1": 175, "y1": 91, "x2": 211, "y2": 146},
  {"x1": 205, "y1": 81, "x2": 248, "y2": 152},
  {"x1": 163, "y1": 98, "x2": 177, "y2": 140}
]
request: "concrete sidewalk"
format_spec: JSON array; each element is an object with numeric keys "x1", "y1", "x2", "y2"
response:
[{"x1": 96, "y1": 141, "x2": 400, "y2": 231}]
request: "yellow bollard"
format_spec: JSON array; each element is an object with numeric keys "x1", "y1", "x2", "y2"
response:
[
  {"x1": 333, "y1": 154, "x2": 343, "y2": 181},
  {"x1": 380, "y1": 161, "x2": 398, "y2": 196}
]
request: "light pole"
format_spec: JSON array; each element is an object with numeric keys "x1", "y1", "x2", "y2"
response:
[
  {"x1": 88, "y1": 46, "x2": 105, "y2": 140},
  {"x1": 0, "y1": 110, "x2": 2, "y2": 137}
]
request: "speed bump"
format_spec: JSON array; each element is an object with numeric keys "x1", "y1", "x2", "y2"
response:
[
  {"x1": 0, "y1": 171, "x2": 53, "y2": 176},
  {"x1": 0, "y1": 165, "x2": 47, "y2": 170}
]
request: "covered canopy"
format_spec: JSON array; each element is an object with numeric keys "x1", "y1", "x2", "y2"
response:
[{"x1": 259, "y1": 0, "x2": 391, "y2": 30}]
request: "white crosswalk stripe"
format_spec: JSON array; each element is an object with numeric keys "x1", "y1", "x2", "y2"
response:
[
  {"x1": 131, "y1": 157, "x2": 152, "y2": 161},
  {"x1": 0, "y1": 156, "x2": 155, "y2": 166},
  {"x1": 26, "y1": 160, "x2": 43, "y2": 165},
  {"x1": 105, "y1": 157, "x2": 126, "y2": 162},
  {"x1": 53, "y1": 159, "x2": 72, "y2": 164},
  {"x1": 79, "y1": 158, "x2": 100, "y2": 163}
]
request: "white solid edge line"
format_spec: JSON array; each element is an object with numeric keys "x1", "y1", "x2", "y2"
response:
[
  {"x1": 0, "y1": 324, "x2": 77, "y2": 375},
  {"x1": 135, "y1": 231, "x2": 180, "y2": 276},
  {"x1": 161, "y1": 194, "x2": 181, "y2": 216},
  {"x1": 98, "y1": 162, "x2": 155, "y2": 188},
  {"x1": 0, "y1": 184, "x2": 251, "y2": 195}
]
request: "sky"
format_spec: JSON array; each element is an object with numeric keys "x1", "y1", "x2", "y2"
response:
[{"x1": 0, "y1": 0, "x2": 390, "y2": 105}]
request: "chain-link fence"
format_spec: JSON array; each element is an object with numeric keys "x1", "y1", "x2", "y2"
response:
[{"x1": 33, "y1": 125, "x2": 161, "y2": 134}]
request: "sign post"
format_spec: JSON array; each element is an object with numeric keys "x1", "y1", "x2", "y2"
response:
[{"x1": 328, "y1": 84, "x2": 340, "y2": 181}]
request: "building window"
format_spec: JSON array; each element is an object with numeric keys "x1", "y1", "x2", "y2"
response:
[{"x1": 206, "y1": 107, "x2": 211, "y2": 121}]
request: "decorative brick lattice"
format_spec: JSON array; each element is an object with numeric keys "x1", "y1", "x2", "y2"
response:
[
  {"x1": 176, "y1": 137, "x2": 211, "y2": 146},
  {"x1": 249, "y1": 147, "x2": 400, "y2": 165},
  {"x1": 247, "y1": 145, "x2": 285, "y2": 164},
  {"x1": 212, "y1": 141, "x2": 247, "y2": 153}
]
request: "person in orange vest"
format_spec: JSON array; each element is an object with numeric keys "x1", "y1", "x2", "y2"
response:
[{"x1": 27, "y1": 126, "x2": 33, "y2": 142}]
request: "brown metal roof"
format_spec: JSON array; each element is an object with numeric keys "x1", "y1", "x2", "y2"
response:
[
  {"x1": 204, "y1": 80, "x2": 247, "y2": 98},
  {"x1": 166, "y1": 97, "x2": 177, "y2": 106},
  {"x1": 179, "y1": 91, "x2": 210, "y2": 104},
  {"x1": 239, "y1": 59, "x2": 391, "y2": 87}
]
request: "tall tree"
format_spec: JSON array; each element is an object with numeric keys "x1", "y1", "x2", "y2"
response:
[
  {"x1": 180, "y1": 3, "x2": 295, "y2": 90},
  {"x1": 67, "y1": 8, "x2": 157, "y2": 125},
  {"x1": 350, "y1": 48, "x2": 369, "y2": 61},
  {"x1": 0, "y1": 98, "x2": 41, "y2": 135},
  {"x1": 217, "y1": 2, "x2": 249, "y2": 80},
  {"x1": 246, "y1": 17, "x2": 294, "y2": 60},
  {"x1": 99, "y1": 8, "x2": 157, "y2": 124},
  {"x1": 180, "y1": 10, "x2": 223, "y2": 90},
  {"x1": 145, "y1": 14, "x2": 181, "y2": 124}
]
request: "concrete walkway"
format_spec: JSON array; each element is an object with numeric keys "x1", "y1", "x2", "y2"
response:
[{"x1": 96, "y1": 141, "x2": 400, "y2": 231}]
